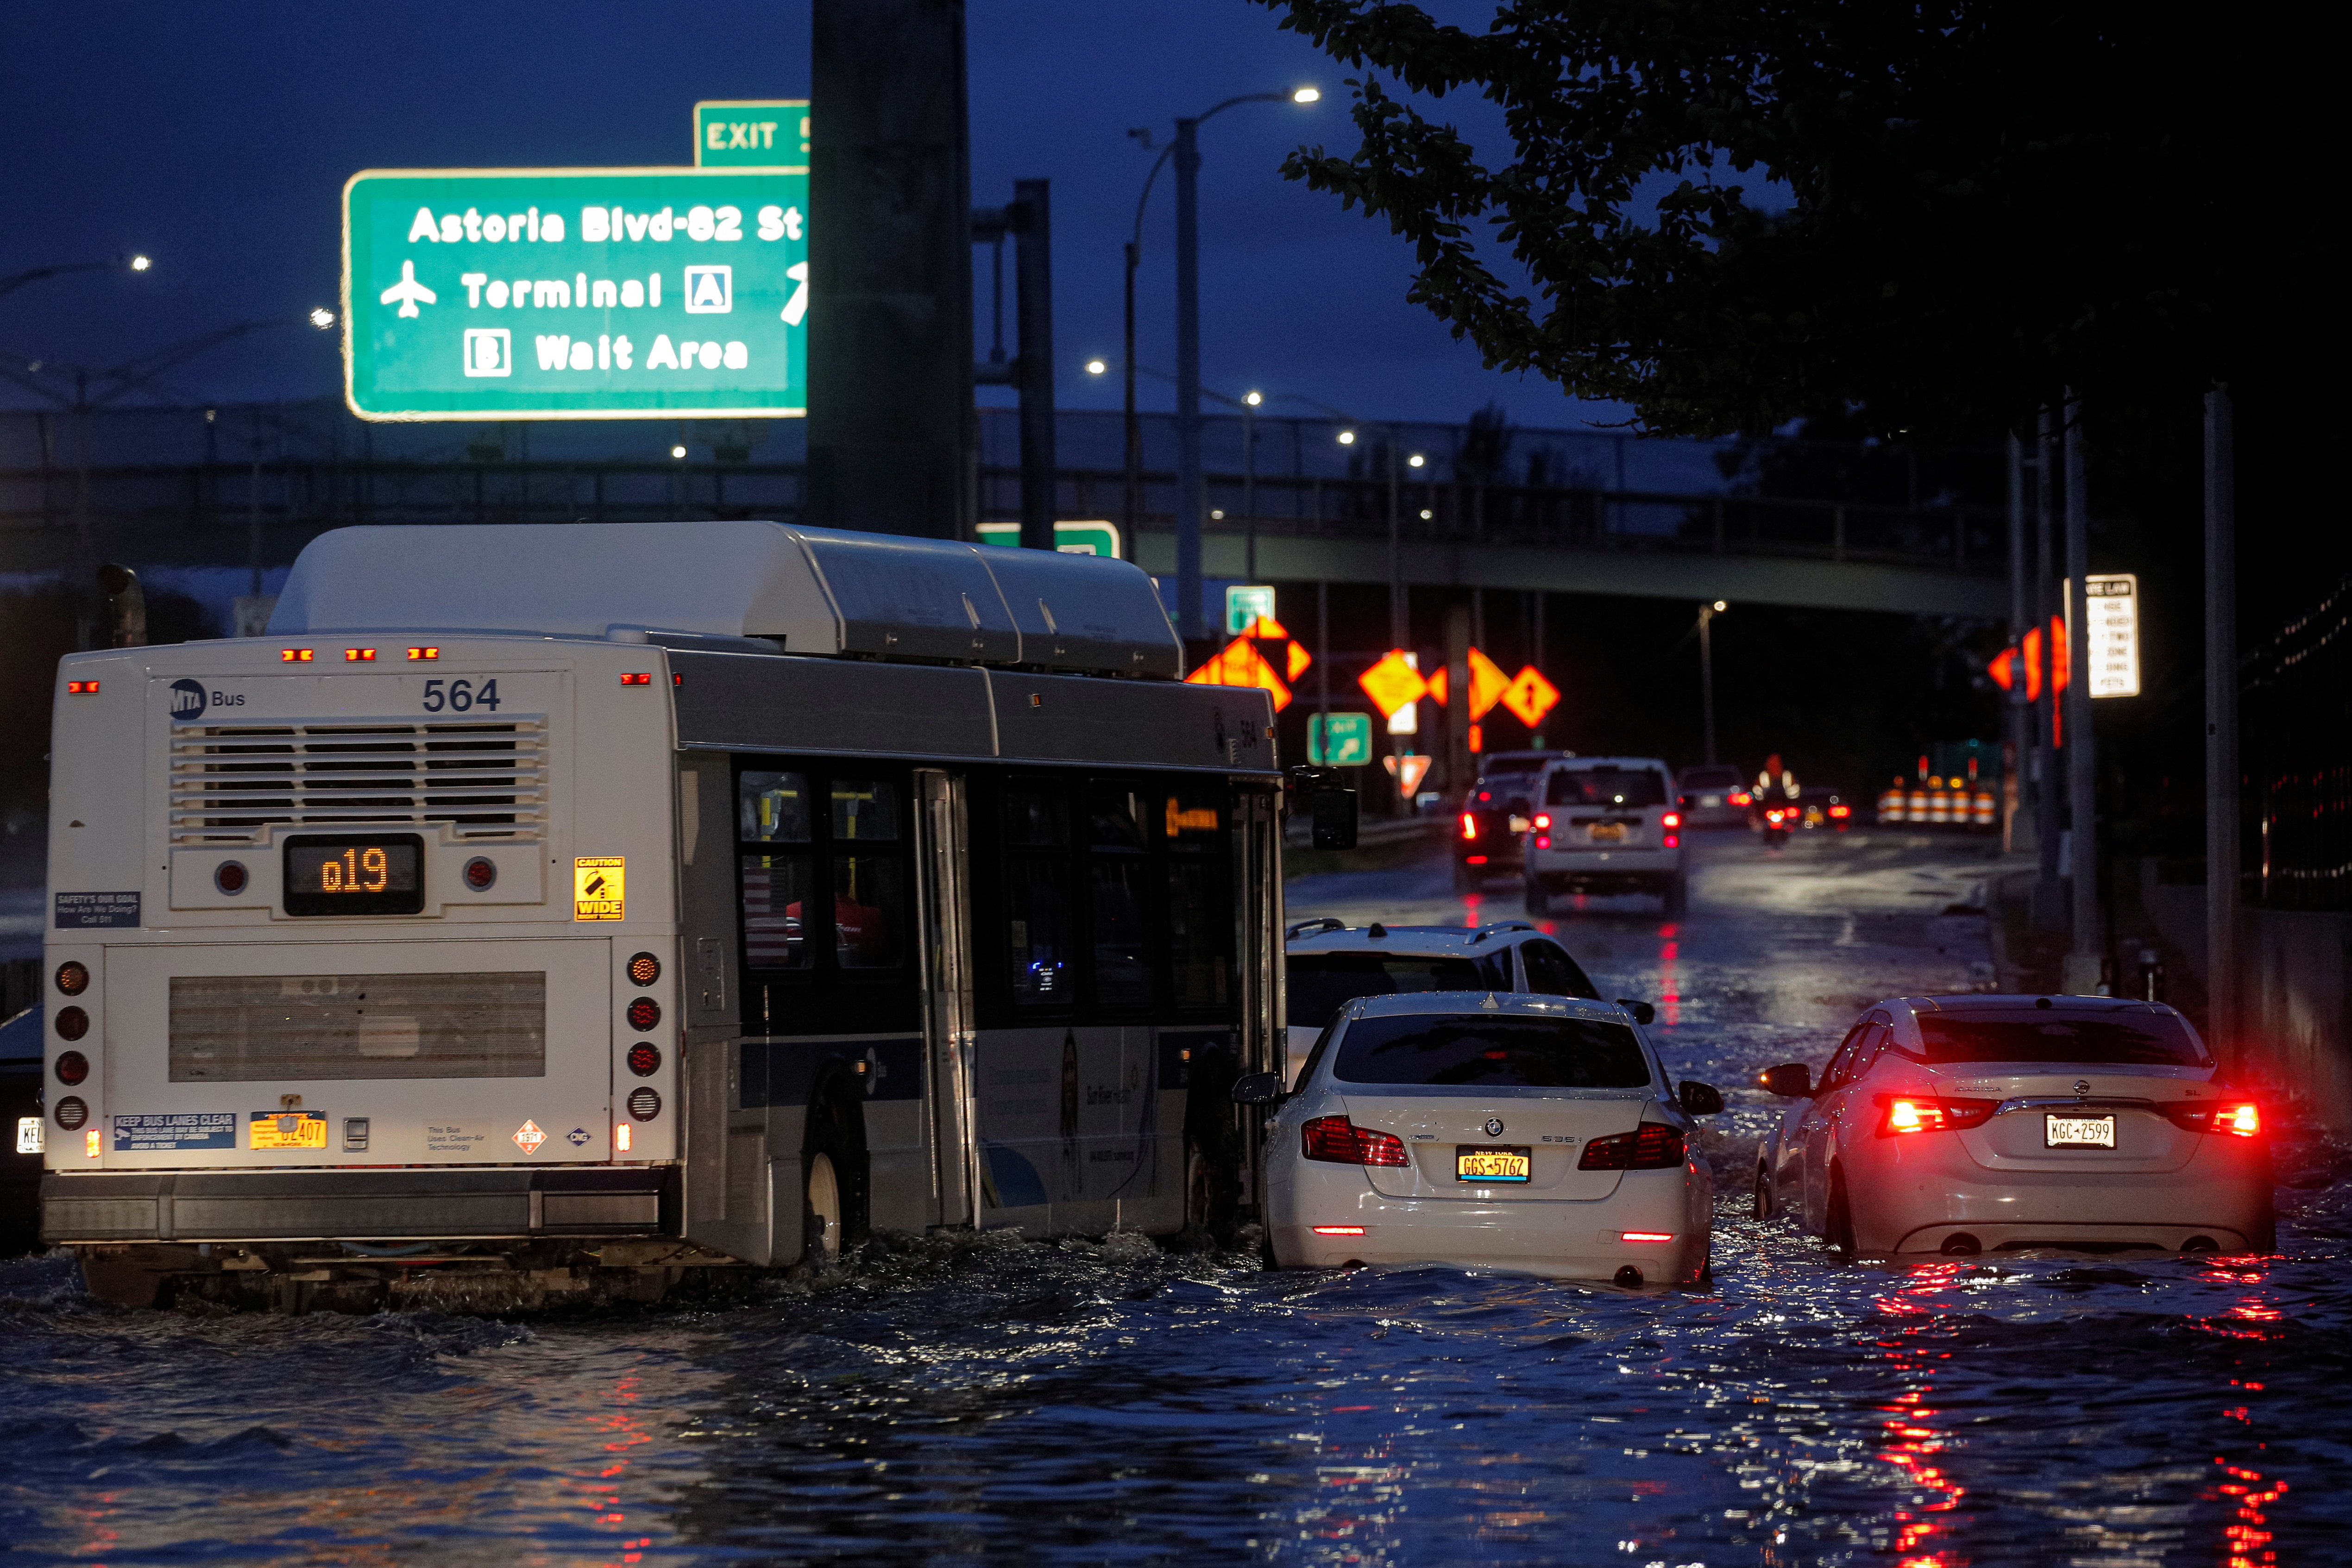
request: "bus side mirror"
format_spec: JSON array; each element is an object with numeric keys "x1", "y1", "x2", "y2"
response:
[
  {"x1": 1616, "y1": 997, "x2": 1657, "y2": 1026},
  {"x1": 1678, "y1": 1079, "x2": 1724, "y2": 1115},
  {"x1": 1759, "y1": 1063, "x2": 1813, "y2": 1098},
  {"x1": 1230, "y1": 1072, "x2": 1286, "y2": 1107},
  {"x1": 1287, "y1": 766, "x2": 1358, "y2": 851}
]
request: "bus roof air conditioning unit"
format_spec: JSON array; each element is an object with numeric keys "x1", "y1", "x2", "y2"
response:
[{"x1": 266, "y1": 521, "x2": 1182, "y2": 680}]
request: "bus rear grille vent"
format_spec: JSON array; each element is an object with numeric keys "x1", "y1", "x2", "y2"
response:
[{"x1": 170, "y1": 719, "x2": 548, "y2": 844}]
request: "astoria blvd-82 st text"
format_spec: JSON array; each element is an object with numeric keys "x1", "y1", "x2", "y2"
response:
[{"x1": 342, "y1": 167, "x2": 810, "y2": 420}]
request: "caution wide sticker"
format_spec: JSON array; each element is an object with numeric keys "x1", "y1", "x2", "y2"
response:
[{"x1": 574, "y1": 856, "x2": 625, "y2": 921}]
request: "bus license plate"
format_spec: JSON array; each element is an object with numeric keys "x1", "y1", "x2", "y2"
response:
[
  {"x1": 1457, "y1": 1147, "x2": 1530, "y2": 1182},
  {"x1": 15, "y1": 1117, "x2": 41, "y2": 1155},
  {"x1": 2045, "y1": 1114, "x2": 2116, "y2": 1148},
  {"x1": 1588, "y1": 822, "x2": 1625, "y2": 843}
]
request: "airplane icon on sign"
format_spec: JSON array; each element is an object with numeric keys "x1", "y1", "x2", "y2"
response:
[{"x1": 379, "y1": 258, "x2": 436, "y2": 318}]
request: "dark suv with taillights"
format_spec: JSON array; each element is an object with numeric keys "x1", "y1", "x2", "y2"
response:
[{"x1": 1453, "y1": 750, "x2": 1566, "y2": 891}]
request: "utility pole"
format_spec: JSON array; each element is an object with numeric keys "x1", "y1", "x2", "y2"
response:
[
  {"x1": 2033, "y1": 407, "x2": 2063, "y2": 928},
  {"x1": 1386, "y1": 434, "x2": 1403, "y2": 649},
  {"x1": 2205, "y1": 385, "x2": 2239, "y2": 1062},
  {"x1": 2063, "y1": 394, "x2": 2100, "y2": 993},
  {"x1": 2005, "y1": 432, "x2": 2032, "y2": 854},
  {"x1": 807, "y1": 0, "x2": 974, "y2": 540},
  {"x1": 1011, "y1": 178, "x2": 1055, "y2": 551},
  {"x1": 1173, "y1": 114, "x2": 1205, "y2": 642}
]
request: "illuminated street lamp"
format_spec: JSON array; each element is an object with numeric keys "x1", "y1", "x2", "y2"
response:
[{"x1": 0, "y1": 252, "x2": 153, "y2": 301}]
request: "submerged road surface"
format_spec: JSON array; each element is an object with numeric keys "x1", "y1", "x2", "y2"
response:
[{"x1": 5, "y1": 828, "x2": 2347, "y2": 1565}]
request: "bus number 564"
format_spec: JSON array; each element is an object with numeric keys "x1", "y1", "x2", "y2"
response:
[{"x1": 421, "y1": 678, "x2": 500, "y2": 713}]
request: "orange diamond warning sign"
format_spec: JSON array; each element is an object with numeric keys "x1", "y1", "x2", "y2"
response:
[
  {"x1": 513, "y1": 1119, "x2": 547, "y2": 1154},
  {"x1": 573, "y1": 856, "x2": 625, "y2": 921},
  {"x1": 1501, "y1": 665, "x2": 1560, "y2": 729},
  {"x1": 1358, "y1": 649, "x2": 1428, "y2": 719}
]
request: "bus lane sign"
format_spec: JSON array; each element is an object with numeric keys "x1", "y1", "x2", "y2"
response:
[{"x1": 575, "y1": 856, "x2": 626, "y2": 920}]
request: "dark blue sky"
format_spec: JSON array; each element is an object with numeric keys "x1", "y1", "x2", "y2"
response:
[{"x1": 0, "y1": 0, "x2": 1624, "y2": 434}]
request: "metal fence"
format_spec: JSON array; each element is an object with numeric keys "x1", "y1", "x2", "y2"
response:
[
  {"x1": 2241, "y1": 574, "x2": 2352, "y2": 909},
  {"x1": 0, "y1": 398, "x2": 2008, "y2": 579}
]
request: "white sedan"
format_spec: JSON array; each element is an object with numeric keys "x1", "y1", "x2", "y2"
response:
[
  {"x1": 1234, "y1": 992, "x2": 1722, "y2": 1285},
  {"x1": 1757, "y1": 994, "x2": 2274, "y2": 1256}
]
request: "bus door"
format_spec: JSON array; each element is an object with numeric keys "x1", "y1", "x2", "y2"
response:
[
  {"x1": 914, "y1": 768, "x2": 979, "y2": 1228},
  {"x1": 1233, "y1": 784, "x2": 1284, "y2": 1210}
]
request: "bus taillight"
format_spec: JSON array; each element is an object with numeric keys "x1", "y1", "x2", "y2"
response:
[
  {"x1": 55, "y1": 1051, "x2": 88, "y2": 1085},
  {"x1": 626, "y1": 1042, "x2": 661, "y2": 1076},
  {"x1": 615, "y1": 1123, "x2": 632, "y2": 1153},
  {"x1": 627, "y1": 953, "x2": 661, "y2": 986},
  {"x1": 55, "y1": 961, "x2": 88, "y2": 996},
  {"x1": 626, "y1": 998, "x2": 660, "y2": 1031}
]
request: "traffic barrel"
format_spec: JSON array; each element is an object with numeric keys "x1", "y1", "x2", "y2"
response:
[
  {"x1": 1907, "y1": 786, "x2": 1929, "y2": 823},
  {"x1": 1927, "y1": 786, "x2": 1951, "y2": 825},
  {"x1": 1971, "y1": 788, "x2": 1996, "y2": 827},
  {"x1": 1878, "y1": 781, "x2": 1905, "y2": 823}
]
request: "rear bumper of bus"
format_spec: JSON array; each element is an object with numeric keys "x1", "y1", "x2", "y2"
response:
[{"x1": 41, "y1": 1166, "x2": 679, "y2": 1245}]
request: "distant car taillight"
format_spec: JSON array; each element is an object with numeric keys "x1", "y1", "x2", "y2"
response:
[
  {"x1": 1300, "y1": 1114, "x2": 1410, "y2": 1167},
  {"x1": 1662, "y1": 812, "x2": 1680, "y2": 828},
  {"x1": 1577, "y1": 1124, "x2": 1685, "y2": 1170},
  {"x1": 1877, "y1": 1096, "x2": 1997, "y2": 1135},
  {"x1": 1460, "y1": 812, "x2": 1478, "y2": 841},
  {"x1": 2163, "y1": 1100, "x2": 2261, "y2": 1137},
  {"x1": 1729, "y1": 790, "x2": 1752, "y2": 806},
  {"x1": 1829, "y1": 803, "x2": 1851, "y2": 818}
]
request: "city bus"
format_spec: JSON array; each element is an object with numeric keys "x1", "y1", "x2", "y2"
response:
[{"x1": 38, "y1": 521, "x2": 1293, "y2": 1309}]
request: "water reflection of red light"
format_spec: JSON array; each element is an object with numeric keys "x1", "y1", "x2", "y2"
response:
[
  {"x1": 1871, "y1": 1263, "x2": 1968, "y2": 1567},
  {"x1": 1657, "y1": 937, "x2": 1681, "y2": 1026}
]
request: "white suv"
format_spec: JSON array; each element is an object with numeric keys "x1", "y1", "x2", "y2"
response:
[
  {"x1": 1524, "y1": 756, "x2": 1687, "y2": 916},
  {"x1": 1283, "y1": 919, "x2": 1639, "y2": 1088}
]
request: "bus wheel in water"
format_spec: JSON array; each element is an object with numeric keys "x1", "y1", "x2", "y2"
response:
[{"x1": 805, "y1": 1150, "x2": 842, "y2": 1265}]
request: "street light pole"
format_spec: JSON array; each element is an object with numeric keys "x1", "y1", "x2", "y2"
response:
[
  {"x1": 1242, "y1": 391, "x2": 1259, "y2": 582},
  {"x1": 1698, "y1": 601, "x2": 1726, "y2": 765},
  {"x1": 1159, "y1": 88, "x2": 1317, "y2": 643},
  {"x1": 1173, "y1": 114, "x2": 1205, "y2": 642}
]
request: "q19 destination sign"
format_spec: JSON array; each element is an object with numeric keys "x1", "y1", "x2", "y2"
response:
[{"x1": 342, "y1": 166, "x2": 809, "y2": 420}]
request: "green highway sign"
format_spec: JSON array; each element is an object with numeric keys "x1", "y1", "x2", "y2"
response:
[
  {"x1": 695, "y1": 100, "x2": 810, "y2": 166},
  {"x1": 975, "y1": 520, "x2": 1122, "y2": 558},
  {"x1": 343, "y1": 167, "x2": 809, "y2": 421},
  {"x1": 1226, "y1": 584, "x2": 1276, "y2": 634},
  {"x1": 1308, "y1": 712, "x2": 1376, "y2": 766}
]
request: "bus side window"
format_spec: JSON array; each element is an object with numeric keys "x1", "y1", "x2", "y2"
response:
[
  {"x1": 1005, "y1": 780, "x2": 1074, "y2": 1007},
  {"x1": 1164, "y1": 781, "x2": 1232, "y2": 1012},
  {"x1": 830, "y1": 777, "x2": 904, "y2": 968},
  {"x1": 740, "y1": 770, "x2": 812, "y2": 970},
  {"x1": 1088, "y1": 781, "x2": 1151, "y2": 1008}
]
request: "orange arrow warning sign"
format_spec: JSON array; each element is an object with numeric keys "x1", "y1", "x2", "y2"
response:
[{"x1": 1185, "y1": 635, "x2": 1294, "y2": 710}]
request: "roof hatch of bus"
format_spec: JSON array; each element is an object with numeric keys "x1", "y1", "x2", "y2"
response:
[{"x1": 267, "y1": 522, "x2": 1182, "y2": 677}]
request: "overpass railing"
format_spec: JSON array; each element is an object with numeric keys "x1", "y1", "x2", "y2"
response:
[{"x1": 0, "y1": 457, "x2": 2003, "y2": 577}]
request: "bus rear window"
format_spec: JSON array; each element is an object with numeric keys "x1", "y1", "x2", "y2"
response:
[
  {"x1": 1333, "y1": 1014, "x2": 1651, "y2": 1088},
  {"x1": 1914, "y1": 1010, "x2": 2210, "y2": 1067},
  {"x1": 1287, "y1": 952, "x2": 1509, "y2": 1030}
]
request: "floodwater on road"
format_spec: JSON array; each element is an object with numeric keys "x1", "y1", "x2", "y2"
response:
[{"x1": 4, "y1": 829, "x2": 2345, "y2": 1566}]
